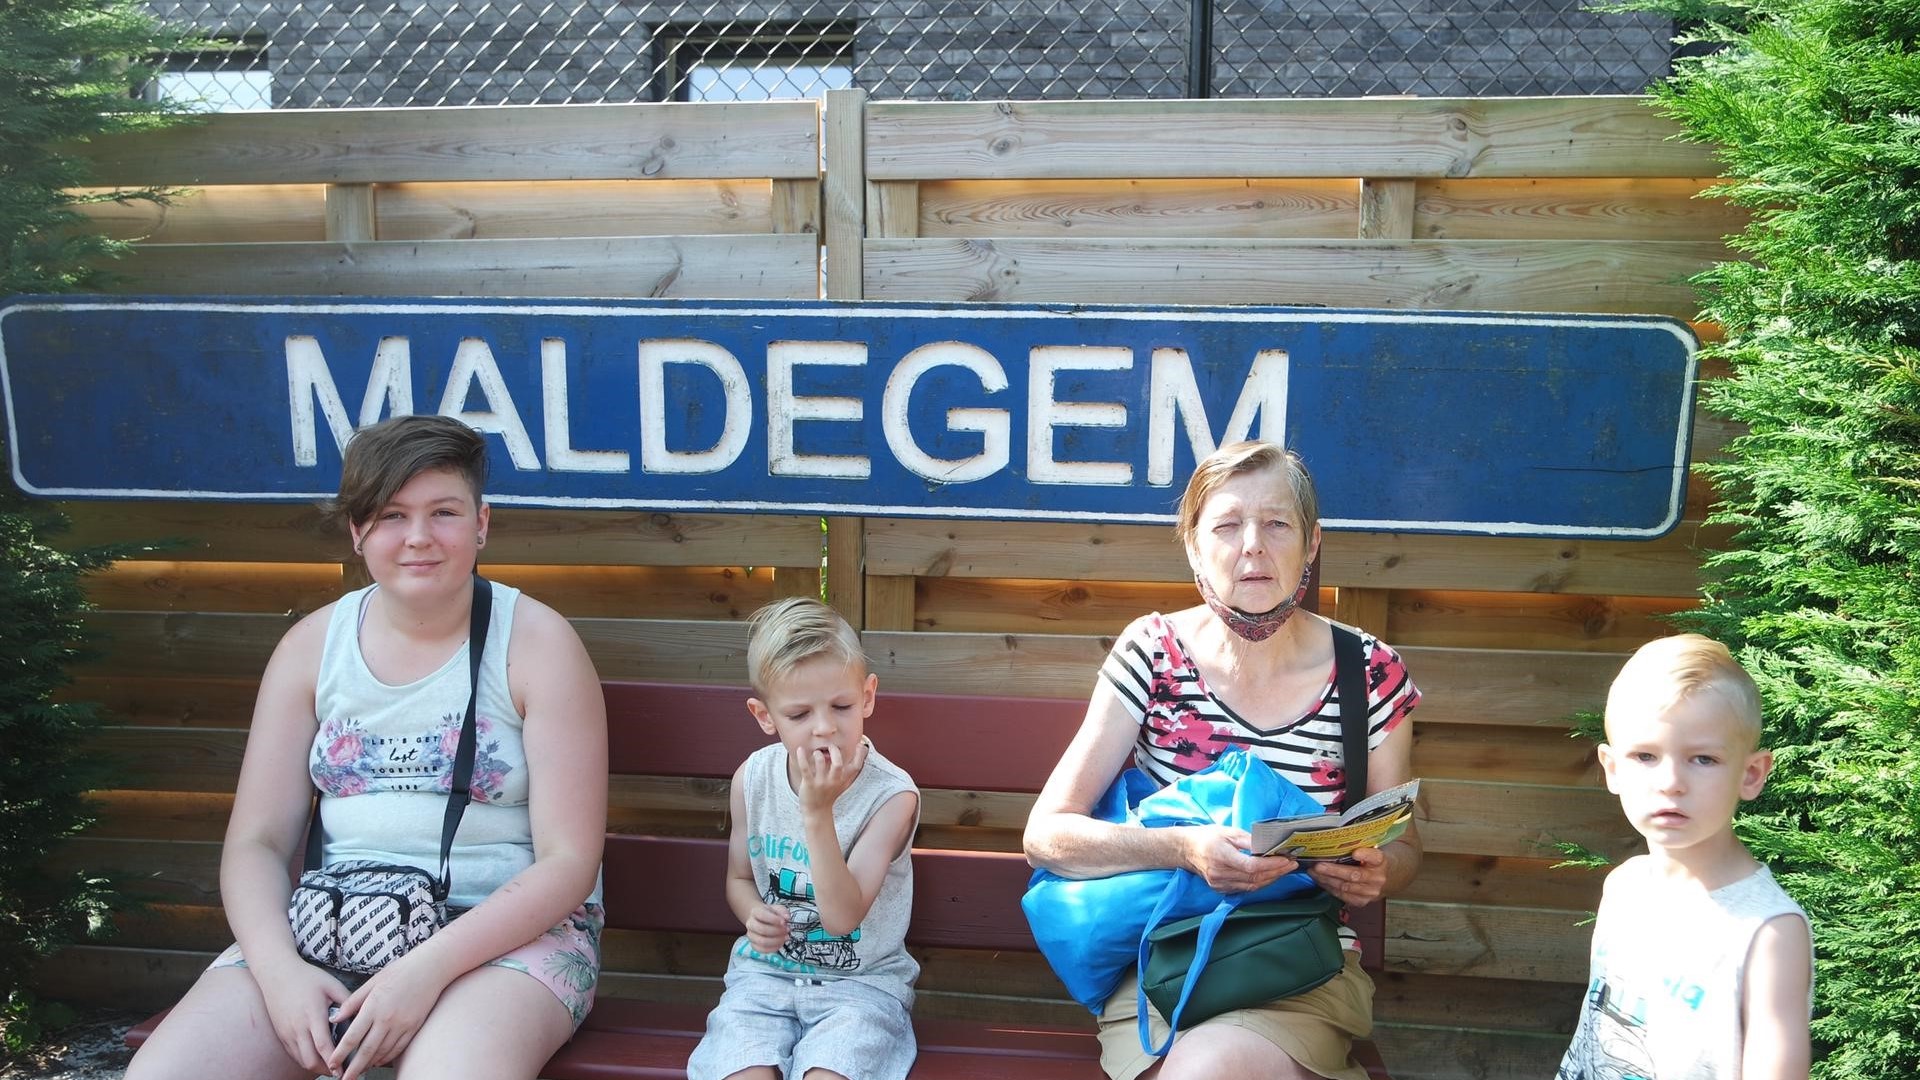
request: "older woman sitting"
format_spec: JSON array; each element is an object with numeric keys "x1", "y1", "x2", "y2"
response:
[{"x1": 1023, "y1": 440, "x2": 1422, "y2": 1080}]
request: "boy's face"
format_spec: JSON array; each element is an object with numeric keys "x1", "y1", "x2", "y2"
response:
[
  {"x1": 748, "y1": 654, "x2": 877, "y2": 768},
  {"x1": 1598, "y1": 691, "x2": 1772, "y2": 855}
]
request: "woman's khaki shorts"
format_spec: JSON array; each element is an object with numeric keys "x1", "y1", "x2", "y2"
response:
[{"x1": 1095, "y1": 949, "x2": 1374, "y2": 1080}]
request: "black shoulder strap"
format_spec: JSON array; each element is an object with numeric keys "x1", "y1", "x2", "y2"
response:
[
  {"x1": 435, "y1": 573, "x2": 492, "y2": 899},
  {"x1": 303, "y1": 574, "x2": 493, "y2": 901},
  {"x1": 1331, "y1": 624, "x2": 1368, "y2": 812}
]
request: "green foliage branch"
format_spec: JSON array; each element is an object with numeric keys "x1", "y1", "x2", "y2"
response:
[
  {"x1": 0, "y1": 0, "x2": 206, "y2": 296},
  {"x1": 0, "y1": 476, "x2": 135, "y2": 1052},
  {"x1": 1599, "y1": 0, "x2": 1920, "y2": 1073},
  {"x1": 1, "y1": 0, "x2": 205, "y2": 1051}
]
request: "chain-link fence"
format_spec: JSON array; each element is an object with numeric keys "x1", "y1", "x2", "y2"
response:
[{"x1": 144, "y1": 0, "x2": 1674, "y2": 110}]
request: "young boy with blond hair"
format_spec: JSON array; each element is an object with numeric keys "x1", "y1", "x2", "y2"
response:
[
  {"x1": 687, "y1": 598, "x2": 921, "y2": 1080},
  {"x1": 1558, "y1": 633, "x2": 1813, "y2": 1080}
]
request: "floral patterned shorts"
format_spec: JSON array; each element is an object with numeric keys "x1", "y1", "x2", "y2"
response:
[{"x1": 209, "y1": 902, "x2": 606, "y2": 1029}]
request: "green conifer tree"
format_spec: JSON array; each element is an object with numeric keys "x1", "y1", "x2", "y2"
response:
[
  {"x1": 1, "y1": 0, "x2": 202, "y2": 1048},
  {"x1": 1607, "y1": 0, "x2": 1920, "y2": 1073},
  {"x1": 1, "y1": 0, "x2": 202, "y2": 295}
]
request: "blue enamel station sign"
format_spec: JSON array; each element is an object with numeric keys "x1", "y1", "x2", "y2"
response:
[{"x1": 0, "y1": 295, "x2": 1697, "y2": 538}]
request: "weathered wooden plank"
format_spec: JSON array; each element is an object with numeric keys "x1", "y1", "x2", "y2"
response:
[
  {"x1": 869, "y1": 180, "x2": 921, "y2": 239},
  {"x1": 486, "y1": 565, "x2": 783, "y2": 620},
  {"x1": 608, "y1": 775, "x2": 1035, "y2": 838},
  {"x1": 71, "y1": 102, "x2": 822, "y2": 186},
  {"x1": 71, "y1": 184, "x2": 325, "y2": 243},
  {"x1": 865, "y1": 576, "x2": 918, "y2": 632},
  {"x1": 905, "y1": 578, "x2": 1688, "y2": 652},
  {"x1": 488, "y1": 510, "x2": 826, "y2": 567},
  {"x1": 771, "y1": 178, "x2": 822, "y2": 237},
  {"x1": 1374, "y1": 970, "x2": 1582, "y2": 1034},
  {"x1": 1418, "y1": 177, "x2": 1747, "y2": 241},
  {"x1": 824, "y1": 516, "x2": 865, "y2": 626},
  {"x1": 1374, "y1": 1024, "x2": 1571, "y2": 1080},
  {"x1": 58, "y1": 502, "x2": 824, "y2": 567},
  {"x1": 1330, "y1": 523, "x2": 1723, "y2": 597},
  {"x1": 56, "y1": 500, "x2": 342, "y2": 562},
  {"x1": 908, "y1": 577, "x2": 1210, "y2": 635},
  {"x1": 91, "y1": 727, "x2": 246, "y2": 793},
  {"x1": 1385, "y1": 899, "x2": 1591, "y2": 983},
  {"x1": 106, "y1": 902, "x2": 232, "y2": 951},
  {"x1": 103, "y1": 234, "x2": 821, "y2": 299},
  {"x1": 374, "y1": 179, "x2": 778, "y2": 240},
  {"x1": 68, "y1": 674, "x2": 261, "y2": 728},
  {"x1": 84, "y1": 560, "x2": 343, "y2": 615},
  {"x1": 81, "y1": 612, "x2": 291, "y2": 679},
  {"x1": 862, "y1": 517, "x2": 1714, "y2": 597},
  {"x1": 865, "y1": 98, "x2": 1716, "y2": 181},
  {"x1": 1335, "y1": 586, "x2": 1393, "y2": 636},
  {"x1": 86, "y1": 561, "x2": 786, "y2": 621},
  {"x1": 79, "y1": 613, "x2": 1623, "y2": 729},
  {"x1": 823, "y1": 87, "x2": 866, "y2": 301},
  {"x1": 32, "y1": 945, "x2": 212, "y2": 1012},
  {"x1": 93, "y1": 790, "x2": 232, "y2": 841},
  {"x1": 1395, "y1": 853, "x2": 1605, "y2": 912},
  {"x1": 55, "y1": 838, "x2": 223, "y2": 906},
  {"x1": 1414, "y1": 723, "x2": 1602, "y2": 787},
  {"x1": 324, "y1": 183, "x2": 378, "y2": 242},
  {"x1": 862, "y1": 237, "x2": 1723, "y2": 316},
  {"x1": 1360, "y1": 179, "x2": 1417, "y2": 240},
  {"x1": 1420, "y1": 781, "x2": 1639, "y2": 861},
  {"x1": 914, "y1": 178, "x2": 1357, "y2": 239},
  {"x1": 861, "y1": 628, "x2": 1619, "y2": 727},
  {"x1": 1387, "y1": 589, "x2": 1694, "y2": 652}
]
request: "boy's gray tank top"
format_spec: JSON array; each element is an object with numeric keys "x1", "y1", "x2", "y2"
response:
[{"x1": 725, "y1": 739, "x2": 920, "y2": 1007}]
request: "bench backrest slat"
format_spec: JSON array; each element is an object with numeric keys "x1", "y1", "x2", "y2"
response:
[{"x1": 605, "y1": 681, "x2": 1083, "y2": 792}]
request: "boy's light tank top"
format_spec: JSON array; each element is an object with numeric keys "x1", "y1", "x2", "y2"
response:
[
  {"x1": 309, "y1": 580, "x2": 602, "y2": 909},
  {"x1": 1557, "y1": 861, "x2": 1810, "y2": 1079},
  {"x1": 725, "y1": 740, "x2": 920, "y2": 1007}
]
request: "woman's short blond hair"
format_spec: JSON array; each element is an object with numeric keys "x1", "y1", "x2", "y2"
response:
[
  {"x1": 1174, "y1": 441, "x2": 1320, "y2": 551},
  {"x1": 1605, "y1": 633, "x2": 1765, "y2": 750},
  {"x1": 745, "y1": 597, "x2": 867, "y2": 694}
]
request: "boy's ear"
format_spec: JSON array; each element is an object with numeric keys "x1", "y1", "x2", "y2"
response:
[
  {"x1": 861, "y1": 672, "x2": 878, "y2": 717},
  {"x1": 1596, "y1": 742, "x2": 1622, "y2": 794},
  {"x1": 1740, "y1": 748, "x2": 1775, "y2": 801},
  {"x1": 746, "y1": 697, "x2": 777, "y2": 736}
]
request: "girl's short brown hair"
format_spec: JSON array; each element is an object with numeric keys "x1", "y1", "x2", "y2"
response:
[
  {"x1": 328, "y1": 414, "x2": 488, "y2": 528},
  {"x1": 1174, "y1": 441, "x2": 1319, "y2": 551}
]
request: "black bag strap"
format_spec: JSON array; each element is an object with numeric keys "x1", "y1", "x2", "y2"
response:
[
  {"x1": 303, "y1": 573, "x2": 493, "y2": 903},
  {"x1": 1330, "y1": 624, "x2": 1368, "y2": 812}
]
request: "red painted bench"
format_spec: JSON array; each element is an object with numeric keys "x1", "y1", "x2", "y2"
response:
[{"x1": 129, "y1": 680, "x2": 1391, "y2": 1078}]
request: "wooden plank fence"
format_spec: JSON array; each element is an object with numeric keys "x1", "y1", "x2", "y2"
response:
[{"x1": 34, "y1": 93, "x2": 1740, "y2": 1080}]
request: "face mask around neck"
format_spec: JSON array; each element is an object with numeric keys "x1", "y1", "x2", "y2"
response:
[{"x1": 1194, "y1": 566, "x2": 1313, "y2": 642}]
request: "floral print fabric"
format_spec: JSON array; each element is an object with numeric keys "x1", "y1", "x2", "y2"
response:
[{"x1": 1100, "y1": 613, "x2": 1420, "y2": 807}]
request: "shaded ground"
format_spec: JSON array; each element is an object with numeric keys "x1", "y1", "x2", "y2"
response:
[{"x1": 0, "y1": 1008, "x2": 138, "y2": 1080}]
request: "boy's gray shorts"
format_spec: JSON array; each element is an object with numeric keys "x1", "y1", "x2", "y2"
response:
[{"x1": 686, "y1": 969, "x2": 916, "y2": 1080}]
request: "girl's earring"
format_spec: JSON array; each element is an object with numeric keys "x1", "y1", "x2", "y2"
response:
[{"x1": 476, "y1": 535, "x2": 486, "y2": 548}]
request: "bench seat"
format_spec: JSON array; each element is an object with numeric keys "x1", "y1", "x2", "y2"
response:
[{"x1": 124, "y1": 681, "x2": 1392, "y2": 1078}]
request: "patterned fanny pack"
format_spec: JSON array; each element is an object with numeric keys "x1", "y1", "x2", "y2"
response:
[
  {"x1": 287, "y1": 574, "x2": 491, "y2": 975},
  {"x1": 289, "y1": 860, "x2": 446, "y2": 974}
]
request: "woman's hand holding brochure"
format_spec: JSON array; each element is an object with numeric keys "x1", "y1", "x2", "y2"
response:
[{"x1": 1253, "y1": 778, "x2": 1421, "y2": 862}]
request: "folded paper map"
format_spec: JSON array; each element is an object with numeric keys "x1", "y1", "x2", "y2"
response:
[{"x1": 1253, "y1": 778, "x2": 1421, "y2": 862}]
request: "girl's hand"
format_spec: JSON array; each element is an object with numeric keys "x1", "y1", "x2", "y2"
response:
[
  {"x1": 1182, "y1": 825, "x2": 1300, "y2": 893},
  {"x1": 744, "y1": 902, "x2": 792, "y2": 954},
  {"x1": 325, "y1": 952, "x2": 454, "y2": 1080},
  {"x1": 1307, "y1": 846, "x2": 1389, "y2": 905},
  {"x1": 250, "y1": 956, "x2": 351, "y2": 1074}
]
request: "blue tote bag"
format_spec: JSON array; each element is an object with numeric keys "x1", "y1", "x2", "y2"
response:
[{"x1": 1020, "y1": 746, "x2": 1323, "y2": 1015}]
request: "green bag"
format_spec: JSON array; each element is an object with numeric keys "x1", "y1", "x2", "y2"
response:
[{"x1": 1140, "y1": 890, "x2": 1345, "y2": 1032}]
